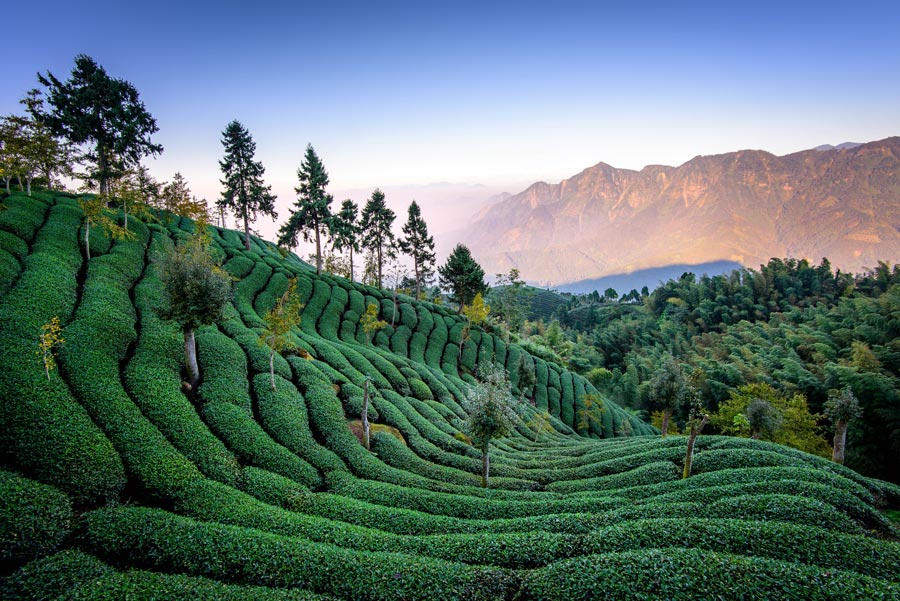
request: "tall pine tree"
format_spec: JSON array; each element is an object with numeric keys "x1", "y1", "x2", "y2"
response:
[
  {"x1": 278, "y1": 144, "x2": 332, "y2": 274},
  {"x1": 218, "y1": 120, "x2": 277, "y2": 250},
  {"x1": 359, "y1": 188, "x2": 396, "y2": 288},
  {"x1": 398, "y1": 200, "x2": 435, "y2": 299},
  {"x1": 331, "y1": 198, "x2": 360, "y2": 281},
  {"x1": 439, "y1": 243, "x2": 486, "y2": 313},
  {"x1": 35, "y1": 55, "x2": 162, "y2": 195}
]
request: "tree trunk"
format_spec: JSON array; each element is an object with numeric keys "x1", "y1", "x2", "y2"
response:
[
  {"x1": 26, "y1": 178, "x2": 32, "y2": 197},
  {"x1": 392, "y1": 289, "x2": 398, "y2": 326},
  {"x1": 832, "y1": 421, "x2": 848, "y2": 465},
  {"x1": 84, "y1": 219, "x2": 91, "y2": 261},
  {"x1": 481, "y1": 443, "x2": 490, "y2": 488},
  {"x1": 349, "y1": 247, "x2": 354, "y2": 282},
  {"x1": 44, "y1": 167, "x2": 52, "y2": 191},
  {"x1": 269, "y1": 347, "x2": 276, "y2": 391},
  {"x1": 362, "y1": 379, "x2": 371, "y2": 451},
  {"x1": 751, "y1": 429, "x2": 761, "y2": 440},
  {"x1": 17, "y1": 178, "x2": 23, "y2": 192},
  {"x1": 682, "y1": 414, "x2": 709, "y2": 479},
  {"x1": 377, "y1": 245, "x2": 383, "y2": 288},
  {"x1": 4, "y1": 177, "x2": 9, "y2": 195},
  {"x1": 414, "y1": 261, "x2": 421, "y2": 299},
  {"x1": 98, "y1": 146, "x2": 108, "y2": 195},
  {"x1": 123, "y1": 196, "x2": 128, "y2": 229},
  {"x1": 661, "y1": 409, "x2": 671, "y2": 438},
  {"x1": 243, "y1": 210, "x2": 251, "y2": 251},
  {"x1": 314, "y1": 221, "x2": 322, "y2": 274},
  {"x1": 184, "y1": 328, "x2": 200, "y2": 391}
]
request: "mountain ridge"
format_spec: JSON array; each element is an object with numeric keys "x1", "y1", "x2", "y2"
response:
[{"x1": 462, "y1": 137, "x2": 900, "y2": 287}]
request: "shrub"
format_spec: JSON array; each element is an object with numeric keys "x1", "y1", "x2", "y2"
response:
[{"x1": 0, "y1": 470, "x2": 72, "y2": 564}]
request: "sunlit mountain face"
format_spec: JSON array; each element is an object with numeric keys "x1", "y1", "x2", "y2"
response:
[{"x1": 460, "y1": 138, "x2": 900, "y2": 287}]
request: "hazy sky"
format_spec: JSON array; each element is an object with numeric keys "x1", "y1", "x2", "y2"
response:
[{"x1": 4, "y1": 0, "x2": 900, "y2": 226}]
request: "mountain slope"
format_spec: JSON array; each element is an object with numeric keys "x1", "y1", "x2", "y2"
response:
[
  {"x1": 462, "y1": 137, "x2": 900, "y2": 286},
  {"x1": 1, "y1": 192, "x2": 899, "y2": 599}
]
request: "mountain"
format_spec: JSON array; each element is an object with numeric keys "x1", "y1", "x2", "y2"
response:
[
  {"x1": 461, "y1": 137, "x2": 900, "y2": 287},
  {"x1": 557, "y1": 260, "x2": 744, "y2": 295}
]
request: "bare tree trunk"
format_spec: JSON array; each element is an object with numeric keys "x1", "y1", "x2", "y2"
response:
[
  {"x1": 481, "y1": 443, "x2": 490, "y2": 488},
  {"x1": 832, "y1": 421, "x2": 848, "y2": 465},
  {"x1": 16, "y1": 178, "x2": 23, "y2": 192},
  {"x1": 184, "y1": 328, "x2": 200, "y2": 391},
  {"x1": 682, "y1": 414, "x2": 709, "y2": 479},
  {"x1": 243, "y1": 210, "x2": 251, "y2": 251},
  {"x1": 84, "y1": 219, "x2": 91, "y2": 261},
  {"x1": 349, "y1": 247, "x2": 354, "y2": 282},
  {"x1": 98, "y1": 146, "x2": 108, "y2": 195},
  {"x1": 269, "y1": 347, "x2": 276, "y2": 391},
  {"x1": 392, "y1": 289, "x2": 398, "y2": 326},
  {"x1": 661, "y1": 409, "x2": 671, "y2": 438},
  {"x1": 362, "y1": 378, "x2": 371, "y2": 451},
  {"x1": 123, "y1": 196, "x2": 128, "y2": 230},
  {"x1": 44, "y1": 168, "x2": 52, "y2": 191},
  {"x1": 4, "y1": 177, "x2": 9, "y2": 194},
  {"x1": 314, "y1": 219, "x2": 322, "y2": 274},
  {"x1": 26, "y1": 178, "x2": 32, "y2": 196},
  {"x1": 414, "y1": 261, "x2": 420, "y2": 299},
  {"x1": 377, "y1": 246, "x2": 383, "y2": 288}
]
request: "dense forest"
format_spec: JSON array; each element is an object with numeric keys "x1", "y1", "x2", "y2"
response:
[{"x1": 512, "y1": 258, "x2": 900, "y2": 483}]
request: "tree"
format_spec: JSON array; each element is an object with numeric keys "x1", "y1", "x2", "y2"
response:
[
  {"x1": 576, "y1": 394, "x2": 605, "y2": 434},
  {"x1": 218, "y1": 120, "x2": 277, "y2": 251},
  {"x1": 823, "y1": 387, "x2": 863, "y2": 465},
  {"x1": 361, "y1": 376, "x2": 374, "y2": 451},
  {"x1": 488, "y1": 268, "x2": 531, "y2": 337},
  {"x1": 711, "y1": 383, "x2": 829, "y2": 457},
  {"x1": 259, "y1": 279, "x2": 303, "y2": 391},
  {"x1": 35, "y1": 54, "x2": 162, "y2": 194},
  {"x1": 460, "y1": 291, "x2": 490, "y2": 359},
  {"x1": 647, "y1": 354, "x2": 687, "y2": 437},
  {"x1": 682, "y1": 394, "x2": 709, "y2": 479},
  {"x1": 0, "y1": 118, "x2": 25, "y2": 194},
  {"x1": 360, "y1": 302, "x2": 387, "y2": 344},
  {"x1": 17, "y1": 89, "x2": 74, "y2": 194},
  {"x1": 439, "y1": 243, "x2": 486, "y2": 314},
  {"x1": 744, "y1": 397, "x2": 782, "y2": 440},
  {"x1": 330, "y1": 199, "x2": 360, "y2": 281},
  {"x1": 37, "y1": 316, "x2": 64, "y2": 381},
  {"x1": 158, "y1": 233, "x2": 232, "y2": 391},
  {"x1": 359, "y1": 188, "x2": 396, "y2": 287},
  {"x1": 603, "y1": 287, "x2": 619, "y2": 302},
  {"x1": 398, "y1": 200, "x2": 435, "y2": 298},
  {"x1": 278, "y1": 144, "x2": 332, "y2": 274},
  {"x1": 463, "y1": 363, "x2": 521, "y2": 488},
  {"x1": 78, "y1": 195, "x2": 133, "y2": 260},
  {"x1": 526, "y1": 410, "x2": 554, "y2": 442}
]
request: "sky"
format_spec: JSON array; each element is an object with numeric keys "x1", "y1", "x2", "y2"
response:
[{"x1": 4, "y1": 0, "x2": 900, "y2": 245}]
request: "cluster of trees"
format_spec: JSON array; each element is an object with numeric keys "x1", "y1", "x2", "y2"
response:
[{"x1": 513, "y1": 258, "x2": 900, "y2": 483}]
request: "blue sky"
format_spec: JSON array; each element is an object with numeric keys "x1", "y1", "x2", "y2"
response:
[{"x1": 5, "y1": 0, "x2": 900, "y2": 218}]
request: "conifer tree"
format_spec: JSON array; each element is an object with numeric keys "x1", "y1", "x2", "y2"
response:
[
  {"x1": 331, "y1": 199, "x2": 360, "y2": 281},
  {"x1": 398, "y1": 200, "x2": 435, "y2": 299},
  {"x1": 218, "y1": 120, "x2": 276, "y2": 250},
  {"x1": 278, "y1": 144, "x2": 332, "y2": 274},
  {"x1": 438, "y1": 243, "x2": 486, "y2": 314},
  {"x1": 359, "y1": 188, "x2": 396, "y2": 288},
  {"x1": 35, "y1": 55, "x2": 162, "y2": 194}
]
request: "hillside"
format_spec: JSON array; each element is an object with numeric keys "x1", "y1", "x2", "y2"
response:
[
  {"x1": 462, "y1": 137, "x2": 900, "y2": 286},
  {"x1": 2, "y1": 192, "x2": 899, "y2": 599}
]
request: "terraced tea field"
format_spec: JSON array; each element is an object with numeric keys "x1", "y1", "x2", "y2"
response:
[{"x1": 1, "y1": 192, "x2": 899, "y2": 599}]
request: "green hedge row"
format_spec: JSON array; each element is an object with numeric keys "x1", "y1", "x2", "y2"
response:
[
  {"x1": 300, "y1": 280, "x2": 332, "y2": 335},
  {"x1": 2, "y1": 549, "x2": 331, "y2": 600},
  {"x1": 0, "y1": 203, "x2": 126, "y2": 504},
  {"x1": 523, "y1": 548, "x2": 900, "y2": 600},
  {"x1": 195, "y1": 325, "x2": 253, "y2": 412},
  {"x1": 81, "y1": 506, "x2": 517, "y2": 600},
  {"x1": 235, "y1": 466, "x2": 311, "y2": 509},
  {"x1": 252, "y1": 372, "x2": 346, "y2": 473},
  {"x1": 0, "y1": 470, "x2": 72, "y2": 565},
  {"x1": 253, "y1": 269, "x2": 291, "y2": 318},
  {"x1": 233, "y1": 262, "x2": 272, "y2": 326},
  {"x1": 317, "y1": 284, "x2": 347, "y2": 340},
  {"x1": 201, "y1": 399, "x2": 321, "y2": 490},
  {"x1": 0, "y1": 195, "x2": 50, "y2": 243},
  {"x1": 423, "y1": 313, "x2": 448, "y2": 368},
  {"x1": 60, "y1": 226, "x2": 204, "y2": 497},
  {"x1": 546, "y1": 460, "x2": 679, "y2": 493}
]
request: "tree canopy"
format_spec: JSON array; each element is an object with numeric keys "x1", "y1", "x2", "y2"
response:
[
  {"x1": 359, "y1": 188, "x2": 396, "y2": 288},
  {"x1": 331, "y1": 199, "x2": 360, "y2": 281},
  {"x1": 438, "y1": 243, "x2": 486, "y2": 313},
  {"x1": 218, "y1": 120, "x2": 276, "y2": 250},
  {"x1": 278, "y1": 144, "x2": 332, "y2": 274},
  {"x1": 398, "y1": 200, "x2": 435, "y2": 298},
  {"x1": 35, "y1": 54, "x2": 162, "y2": 194}
]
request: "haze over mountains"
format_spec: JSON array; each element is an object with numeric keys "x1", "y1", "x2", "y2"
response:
[{"x1": 460, "y1": 137, "x2": 900, "y2": 288}]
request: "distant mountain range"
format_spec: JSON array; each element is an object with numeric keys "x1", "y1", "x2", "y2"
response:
[{"x1": 460, "y1": 137, "x2": 900, "y2": 287}]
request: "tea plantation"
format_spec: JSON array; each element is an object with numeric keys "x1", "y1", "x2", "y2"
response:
[{"x1": 2, "y1": 192, "x2": 899, "y2": 599}]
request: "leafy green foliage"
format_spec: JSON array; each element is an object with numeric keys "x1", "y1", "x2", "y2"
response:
[
  {"x1": 278, "y1": 144, "x2": 331, "y2": 273},
  {"x1": 439, "y1": 243, "x2": 486, "y2": 312},
  {"x1": 398, "y1": 200, "x2": 435, "y2": 298}
]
